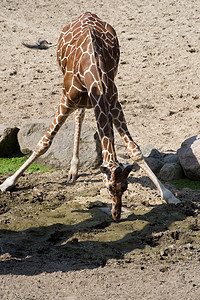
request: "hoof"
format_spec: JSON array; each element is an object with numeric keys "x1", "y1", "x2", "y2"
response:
[
  {"x1": 67, "y1": 173, "x2": 78, "y2": 182},
  {"x1": 0, "y1": 176, "x2": 16, "y2": 192},
  {"x1": 163, "y1": 189, "x2": 181, "y2": 205},
  {"x1": 167, "y1": 195, "x2": 181, "y2": 205}
]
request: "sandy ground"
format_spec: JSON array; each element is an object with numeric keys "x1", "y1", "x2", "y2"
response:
[{"x1": 0, "y1": 0, "x2": 200, "y2": 299}]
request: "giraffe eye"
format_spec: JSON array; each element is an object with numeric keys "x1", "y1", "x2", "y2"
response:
[
  {"x1": 121, "y1": 183, "x2": 127, "y2": 192},
  {"x1": 100, "y1": 166, "x2": 111, "y2": 179},
  {"x1": 109, "y1": 184, "x2": 116, "y2": 192}
]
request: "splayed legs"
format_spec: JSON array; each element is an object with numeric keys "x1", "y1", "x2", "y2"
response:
[{"x1": 0, "y1": 96, "x2": 75, "y2": 192}]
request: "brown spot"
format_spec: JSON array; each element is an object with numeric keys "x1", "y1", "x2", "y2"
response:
[
  {"x1": 63, "y1": 74, "x2": 74, "y2": 91},
  {"x1": 99, "y1": 112, "x2": 108, "y2": 128},
  {"x1": 69, "y1": 85, "x2": 81, "y2": 99},
  {"x1": 42, "y1": 136, "x2": 48, "y2": 143},
  {"x1": 57, "y1": 114, "x2": 64, "y2": 123},
  {"x1": 45, "y1": 132, "x2": 50, "y2": 139},
  {"x1": 102, "y1": 137, "x2": 108, "y2": 149},
  {"x1": 60, "y1": 104, "x2": 67, "y2": 114},
  {"x1": 107, "y1": 141, "x2": 113, "y2": 154},
  {"x1": 94, "y1": 104, "x2": 101, "y2": 116},
  {"x1": 90, "y1": 64, "x2": 100, "y2": 81}
]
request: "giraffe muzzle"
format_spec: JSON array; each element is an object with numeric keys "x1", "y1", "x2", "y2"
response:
[{"x1": 111, "y1": 197, "x2": 122, "y2": 222}]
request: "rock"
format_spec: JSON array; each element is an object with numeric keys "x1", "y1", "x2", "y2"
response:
[
  {"x1": 18, "y1": 119, "x2": 100, "y2": 168},
  {"x1": 141, "y1": 144, "x2": 164, "y2": 174},
  {"x1": 177, "y1": 135, "x2": 200, "y2": 180},
  {"x1": 159, "y1": 162, "x2": 183, "y2": 181},
  {"x1": 145, "y1": 157, "x2": 164, "y2": 175},
  {"x1": 140, "y1": 144, "x2": 162, "y2": 159},
  {"x1": 0, "y1": 125, "x2": 20, "y2": 156},
  {"x1": 163, "y1": 153, "x2": 179, "y2": 164}
]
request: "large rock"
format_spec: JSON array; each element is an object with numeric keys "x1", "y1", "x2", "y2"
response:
[
  {"x1": 177, "y1": 135, "x2": 200, "y2": 180},
  {"x1": 144, "y1": 157, "x2": 164, "y2": 175},
  {"x1": 18, "y1": 119, "x2": 101, "y2": 168},
  {"x1": 0, "y1": 125, "x2": 19, "y2": 156},
  {"x1": 159, "y1": 162, "x2": 183, "y2": 181}
]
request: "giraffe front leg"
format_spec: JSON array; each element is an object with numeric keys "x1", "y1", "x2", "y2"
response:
[
  {"x1": 0, "y1": 152, "x2": 38, "y2": 192},
  {"x1": 0, "y1": 137, "x2": 51, "y2": 192},
  {"x1": 0, "y1": 96, "x2": 75, "y2": 192},
  {"x1": 0, "y1": 133, "x2": 52, "y2": 192},
  {"x1": 68, "y1": 108, "x2": 85, "y2": 181},
  {"x1": 112, "y1": 101, "x2": 180, "y2": 205},
  {"x1": 137, "y1": 159, "x2": 180, "y2": 204}
]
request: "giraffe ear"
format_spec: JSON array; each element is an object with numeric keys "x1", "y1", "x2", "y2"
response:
[
  {"x1": 100, "y1": 166, "x2": 111, "y2": 178},
  {"x1": 114, "y1": 167, "x2": 122, "y2": 176},
  {"x1": 124, "y1": 164, "x2": 133, "y2": 175}
]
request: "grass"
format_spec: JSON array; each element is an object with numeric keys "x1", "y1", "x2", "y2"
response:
[
  {"x1": 169, "y1": 178, "x2": 200, "y2": 190},
  {"x1": 1, "y1": 157, "x2": 199, "y2": 191},
  {"x1": 0, "y1": 156, "x2": 53, "y2": 175}
]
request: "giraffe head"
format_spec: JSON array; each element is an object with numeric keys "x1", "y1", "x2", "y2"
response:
[{"x1": 101, "y1": 163, "x2": 132, "y2": 221}]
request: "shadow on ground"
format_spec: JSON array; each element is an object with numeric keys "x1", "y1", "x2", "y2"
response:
[{"x1": 0, "y1": 199, "x2": 197, "y2": 276}]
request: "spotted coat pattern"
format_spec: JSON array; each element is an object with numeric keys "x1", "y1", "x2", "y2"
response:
[{"x1": 0, "y1": 12, "x2": 180, "y2": 221}]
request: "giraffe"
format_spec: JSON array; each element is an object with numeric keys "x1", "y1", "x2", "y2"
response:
[{"x1": 0, "y1": 12, "x2": 180, "y2": 221}]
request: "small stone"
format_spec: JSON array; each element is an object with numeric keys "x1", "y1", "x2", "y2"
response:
[{"x1": 140, "y1": 144, "x2": 162, "y2": 158}]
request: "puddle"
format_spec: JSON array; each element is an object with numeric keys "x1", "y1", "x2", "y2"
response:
[{"x1": 0, "y1": 171, "x2": 199, "y2": 266}]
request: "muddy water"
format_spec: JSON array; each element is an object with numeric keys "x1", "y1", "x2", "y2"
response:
[{"x1": 0, "y1": 170, "x2": 200, "y2": 273}]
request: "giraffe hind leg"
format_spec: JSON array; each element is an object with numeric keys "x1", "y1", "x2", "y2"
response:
[{"x1": 68, "y1": 108, "x2": 85, "y2": 181}]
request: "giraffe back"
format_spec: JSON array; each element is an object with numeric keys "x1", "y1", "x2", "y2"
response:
[{"x1": 57, "y1": 12, "x2": 120, "y2": 96}]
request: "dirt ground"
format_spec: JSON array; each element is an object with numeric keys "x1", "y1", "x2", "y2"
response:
[{"x1": 0, "y1": 0, "x2": 200, "y2": 299}]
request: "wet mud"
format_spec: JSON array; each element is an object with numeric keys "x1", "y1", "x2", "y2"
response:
[{"x1": 0, "y1": 168, "x2": 199, "y2": 276}]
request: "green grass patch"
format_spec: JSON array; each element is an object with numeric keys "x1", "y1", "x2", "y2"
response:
[
  {"x1": 169, "y1": 178, "x2": 200, "y2": 190},
  {"x1": 0, "y1": 157, "x2": 54, "y2": 175}
]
